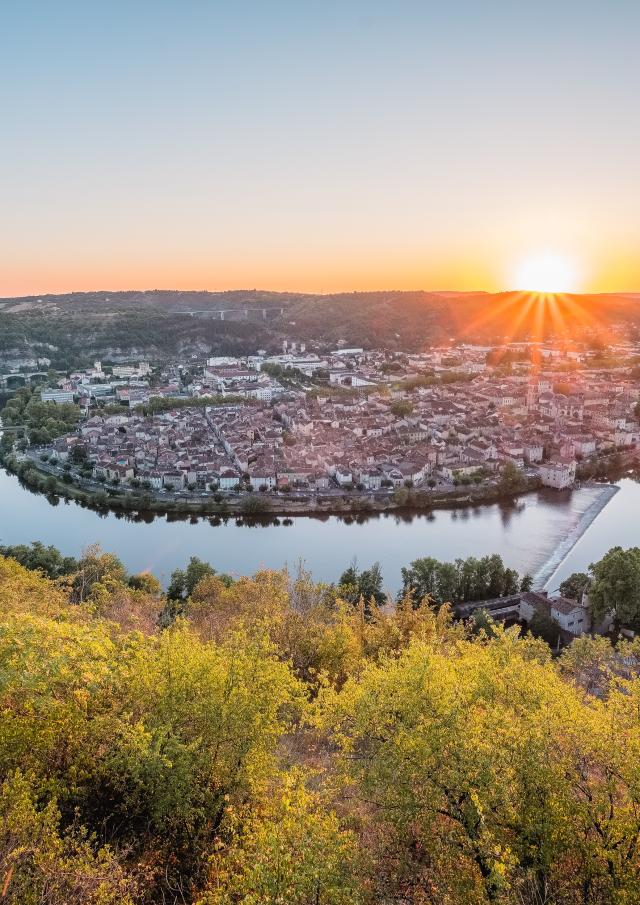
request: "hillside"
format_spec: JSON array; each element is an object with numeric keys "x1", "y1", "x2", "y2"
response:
[
  {"x1": 1, "y1": 289, "x2": 638, "y2": 368},
  {"x1": 2, "y1": 550, "x2": 640, "y2": 903}
]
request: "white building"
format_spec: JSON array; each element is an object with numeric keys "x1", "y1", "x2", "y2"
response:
[
  {"x1": 539, "y1": 459, "x2": 576, "y2": 489},
  {"x1": 519, "y1": 592, "x2": 590, "y2": 636},
  {"x1": 524, "y1": 441, "x2": 544, "y2": 463},
  {"x1": 218, "y1": 469, "x2": 240, "y2": 490},
  {"x1": 41, "y1": 389, "x2": 74, "y2": 404},
  {"x1": 249, "y1": 470, "x2": 277, "y2": 490},
  {"x1": 112, "y1": 362, "x2": 151, "y2": 379},
  {"x1": 334, "y1": 467, "x2": 353, "y2": 487}
]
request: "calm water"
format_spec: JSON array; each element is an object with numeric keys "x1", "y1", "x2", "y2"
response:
[{"x1": 1, "y1": 466, "x2": 638, "y2": 592}]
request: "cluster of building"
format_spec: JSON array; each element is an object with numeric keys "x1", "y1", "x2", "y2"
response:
[
  {"x1": 455, "y1": 589, "x2": 591, "y2": 642},
  {"x1": 32, "y1": 332, "x2": 639, "y2": 494},
  {"x1": 40, "y1": 361, "x2": 177, "y2": 408},
  {"x1": 43, "y1": 336, "x2": 640, "y2": 496}
]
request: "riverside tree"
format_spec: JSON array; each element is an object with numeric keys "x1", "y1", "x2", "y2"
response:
[
  {"x1": 588, "y1": 546, "x2": 640, "y2": 628},
  {"x1": 559, "y1": 571, "x2": 591, "y2": 601},
  {"x1": 338, "y1": 561, "x2": 385, "y2": 608},
  {"x1": 400, "y1": 553, "x2": 520, "y2": 606}
]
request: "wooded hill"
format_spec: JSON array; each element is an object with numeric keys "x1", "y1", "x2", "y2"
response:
[{"x1": 1, "y1": 290, "x2": 638, "y2": 367}]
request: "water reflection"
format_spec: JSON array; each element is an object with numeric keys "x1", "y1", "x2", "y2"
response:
[{"x1": 0, "y1": 466, "x2": 634, "y2": 592}]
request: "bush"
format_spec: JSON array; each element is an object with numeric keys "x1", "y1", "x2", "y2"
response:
[{"x1": 240, "y1": 495, "x2": 272, "y2": 515}]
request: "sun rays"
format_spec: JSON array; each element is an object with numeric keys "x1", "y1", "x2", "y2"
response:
[{"x1": 453, "y1": 290, "x2": 616, "y2": 371}]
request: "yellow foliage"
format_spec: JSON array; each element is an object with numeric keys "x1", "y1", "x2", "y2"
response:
[
  {"x1": 0, "y1": 555, "x2": 71, "y2": 619},
  {"x1": 197, "y1": 771, "x2": 363, "y2": 905},
  {"x1": 3, "y1": 553, "x2": 640, "y2": 903}
]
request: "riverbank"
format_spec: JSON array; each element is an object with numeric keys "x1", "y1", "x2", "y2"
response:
[{"x1": 3, "y1": 452, "x2": 544, "y2": 520}]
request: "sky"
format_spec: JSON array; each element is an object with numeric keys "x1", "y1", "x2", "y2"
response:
[{"x1": 1, "y1": 0, "x2": 639, "y2": 296}]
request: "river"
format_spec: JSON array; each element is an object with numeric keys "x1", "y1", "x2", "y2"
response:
[{"x1": 1, "y1": 466, "x2": 638, "y2": 592}]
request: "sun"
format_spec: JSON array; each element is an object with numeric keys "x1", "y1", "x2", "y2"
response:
[{"x1": 513, "y1": 252, "x2": 579, "y2": 293}]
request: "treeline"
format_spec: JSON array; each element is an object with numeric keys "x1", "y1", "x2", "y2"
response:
[
  {"x1": 2, "y1": 544, "x2": 640, "y2": 902},
  {"x1": 338, "y1": 553, "x2": 528, "y2": 610},
  {"x1": 342, "y1": 546, "x2": 640, "y2": 631},
  {"x1": 400, "y1": 551, "x2": 527, "y2": 603},
  {"x1": 6, "y1": 537, "x2": 639, "y2": 631},
  {"x1": 138, "y1": 394, "x2": 246, "y2": 415},
  {"x1": 399, "y1": 370, "x2": 476, "y2": 390},
  {"x1": 0, "y1": 541, "x2": 79, "y2": 579},
  {"x1": 1, "y1": 543, "x2": 528, "y2": 612}
]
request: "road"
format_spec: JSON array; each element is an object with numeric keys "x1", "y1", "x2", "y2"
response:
[{"x1": 23, "y1": 448, "x2": 466, "y2": 506}]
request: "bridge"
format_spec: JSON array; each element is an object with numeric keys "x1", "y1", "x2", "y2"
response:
[
  {"x1": 0, "y1": 371, "x2": 50, "y2": 389},
  {"x1": 171, "y1": 307, "x2": 285, "y2": 321}
]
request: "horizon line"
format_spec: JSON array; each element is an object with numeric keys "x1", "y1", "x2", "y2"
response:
[{"x1": 3, "y1": 287, "x2": 640, "y2": 300}]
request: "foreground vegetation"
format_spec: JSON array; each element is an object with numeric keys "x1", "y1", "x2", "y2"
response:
[{"x1": 2, "y1": 546, "x2": 640, "y2": 903}]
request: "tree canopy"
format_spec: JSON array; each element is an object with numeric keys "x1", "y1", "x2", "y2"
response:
[
  {"x1": 1, "y1": 387, "x2": 81, "y2": 444},
  {"x1": 337, "y1": 561, "x2": 385, "y2": 608},
  {"x1": 2, "y1": 547, "x2": 640, "y2": 903},
  {"x1": 559, "y1": 571, "x2": 591, "y2": 601},
  {"x1": 0, "y1": 540, "x2": 78, "y2": 579},
  {"x1": 498, "y1": 460, "x2": 528, "y2": 495},
  {"x1": 588, "y1": 546, "x2": 640, "y2": 628},
  {"x1": 400, "y1": 553, "x2": 520, "y2": 606}
]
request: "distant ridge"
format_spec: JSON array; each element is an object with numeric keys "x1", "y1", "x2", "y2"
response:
[{"x1": 1, "y1": 289, "x2": 638, "y2": 367}]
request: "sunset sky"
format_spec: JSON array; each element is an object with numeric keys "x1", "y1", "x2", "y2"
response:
[{"x1": 1, "y1": 1, "x2": 639, "y2": 296}]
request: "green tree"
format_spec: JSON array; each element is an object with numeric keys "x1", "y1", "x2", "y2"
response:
[
  {"x1": 167, "y1": 556, "x2": 217, "y2": 601},
  {"x1": 528, "y1": 607, "x2": 562, "y2": 648},
  {"x1": 498, "y1": 460, "x2": 527, "y2": 495},
  {"x1": 588, "y1": 546, "x2": 640, "y2": 628},
  {"x1": 198, "y1": 773, "x2": 363, "y2": 905},
  {"x1": 128, "y1": 571, "x2": 162, "y2": 595},
  {"x1": 390, "y1": 399, "x2": 413, "y2": 417},
  {"x1": 0, "y1": 541, "x2": 77, "y2": 579},
  {"x1": 520, "y1": 572, "x2": 533, "y2": 592},
  {"x1": 0, "y1": 771, "x2": 139, "y2": 904},
  {"x1": 70, "y1": 544, "x2": 127, "y2": 603},
  {"x1": 319, "y1": 627, "x2": 640, "y2": 902},
  {"x1": 469, "y1": 607, "x2": 498, "y2": 638},
  {"x1": 338, "y1": 562, "x2": 384, "y2": 608},
  {"x1": 240, "y1": 494, "x2": 272, "y2": 515},
  {"x1": 0, "y1": 565, "x2": 303, "y2": 900},
  {"x1": 559, "y1": 571, "x2": 590, "y2": 601},
  {"x1": 400, "y1": 554, "x2": 520, "y2": 606}
]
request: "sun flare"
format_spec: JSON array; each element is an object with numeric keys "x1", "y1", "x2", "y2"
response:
[{"x1": 513, "y1": 253, "x2": 579, "y2": 294}]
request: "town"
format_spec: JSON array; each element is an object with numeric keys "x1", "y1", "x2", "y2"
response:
[{"x1": 7, "y1": 336, "x2": 639, "y2": 503}]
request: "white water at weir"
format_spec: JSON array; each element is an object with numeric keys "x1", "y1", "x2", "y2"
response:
[{"x1": 536, "y1": 484, "x2": 620, "y2": 590}]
